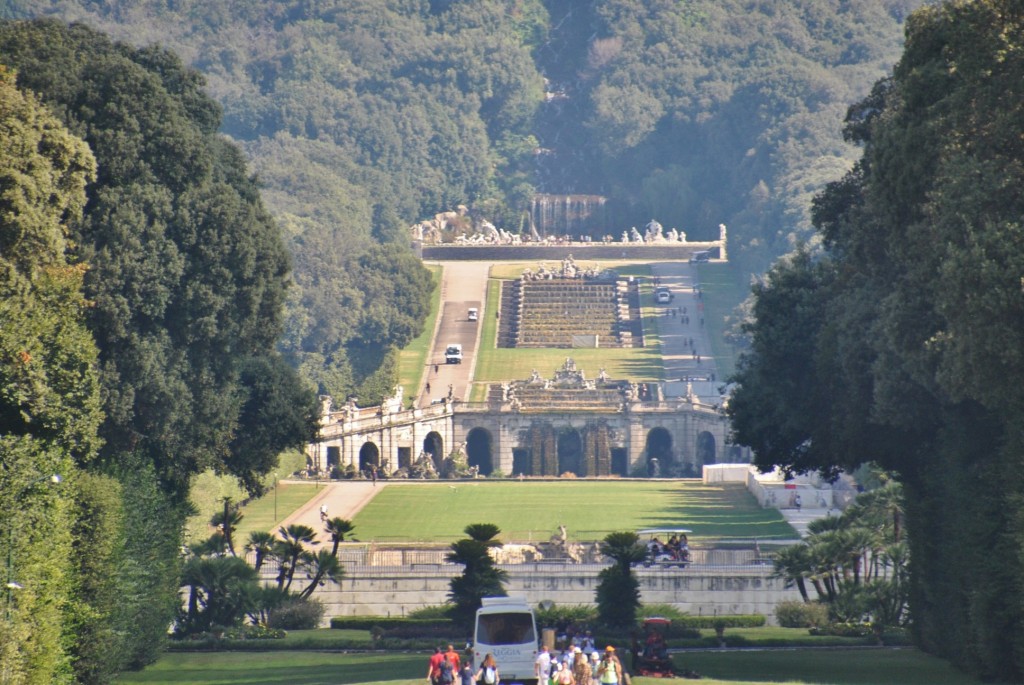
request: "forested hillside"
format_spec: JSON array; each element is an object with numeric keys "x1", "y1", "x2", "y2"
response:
[
  {"x1": 729, "y1": 1, "x2": 1024, "y2": 680},
  {"x1": 2, "y1": 0, "x2": 920, "y2": 400}
]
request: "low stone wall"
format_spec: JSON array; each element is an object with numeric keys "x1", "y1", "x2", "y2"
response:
[{"x1": 311, "y1": 564, "x2": 799, "y2": 624}]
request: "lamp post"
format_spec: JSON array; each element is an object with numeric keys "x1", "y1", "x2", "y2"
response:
[
  {"x1": 273, "y1": 472, "x2": 279, "y2": 524},
  {"x1": 5, "y1": 474, "x2": 61, "y2": 620}
]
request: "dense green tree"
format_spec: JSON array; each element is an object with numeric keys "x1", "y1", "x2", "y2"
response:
[
  {"x1": 447, "y1": 523, "x2": 508, "y2": 628},
  {"x1": 0, "y1": 20, "x2": 310, "y2": 495},
  {"x1": 0, "y1": 64, "x2": 101, "y2": 684},
  {"x1": 595, "y1": 531, "x2": 645, "y2": 629},
  {"x1": 729, "y1": 2, "x2": 1024, "y2": 679}
]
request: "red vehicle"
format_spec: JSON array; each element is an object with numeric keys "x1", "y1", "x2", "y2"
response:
[{"x1": 632, "y1": 617, "x2": 676, "y2": 678}]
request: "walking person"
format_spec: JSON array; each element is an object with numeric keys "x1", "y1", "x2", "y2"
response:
[
  {"x1": 596, "y1": 647, "x2": 622, "y2": 685},
  {"x1": 476, "y1": 653, "x2": 500, "y2": 685},
  {"x1": 427, "y1": 646, "x2": 444, "y2": 685}
]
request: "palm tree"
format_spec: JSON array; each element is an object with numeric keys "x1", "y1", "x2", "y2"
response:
[
  {"x1": 772, "y1": 543, "x2": 813, "y2": 603},
  {"x1": 211, "y1": 499, "x2": 244, "y2": 556},
  {"x1": 245, "y1": 531, "x2": 276, "y2": 573},
  {"x1": 297, "y1": 548, "x2": 345, "y2": 600},
  {"x1": 596, "y1": 531, "x2": 646, "y2": 628},
  {"x1": 324, "y1": 517, "x2": 356, "y2": 556},
  {"x1": 274, "y1": 524, "x2": 316, "y2": 592}
]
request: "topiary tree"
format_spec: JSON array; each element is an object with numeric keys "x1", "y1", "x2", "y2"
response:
[
  {"x1": 447, "y1": 523, "x2": 508, "y2": 628},
  {"x1": 596, "y1": 531, "x2": 646, "y2": 629}
]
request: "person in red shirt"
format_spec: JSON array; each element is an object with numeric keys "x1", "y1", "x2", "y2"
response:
[
  {"x1": 427, "y1": 646, "x2": 444, "y2": 685},
  {"x1": 444, "y1": 643, "x2": 461, "y2": 672}
]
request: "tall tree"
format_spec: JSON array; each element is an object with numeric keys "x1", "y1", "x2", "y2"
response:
[
  {"x1": 595, "y1": 531, "x2": 646, "y2": 629},
  {"x1": 728, "y1": 2, "x2": 1024, "y2": 679},
  {"x1": 0, "y1": 63, "x2": 102, "y2": 683},
  {"x1": 447, "y1": 523, "x2": 508, "y2": 628}
]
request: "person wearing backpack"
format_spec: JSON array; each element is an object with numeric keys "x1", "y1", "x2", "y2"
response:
[
  {"x1": 438, "y1": 654, "x2": 455, "y2": 685},
  {"x1": 475, "y1": 653, "x2": 500, "y2": 685}
]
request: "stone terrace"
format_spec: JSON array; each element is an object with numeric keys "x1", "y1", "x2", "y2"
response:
[{"x1": 498, "y1": 278, "x2": 642, "y2": 349}]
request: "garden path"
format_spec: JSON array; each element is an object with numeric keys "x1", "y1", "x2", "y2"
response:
[{"x1": 277, "y1": 481, "x2": 384, "y2": 540}]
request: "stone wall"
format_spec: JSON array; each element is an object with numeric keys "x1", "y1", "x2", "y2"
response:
[{"x1": 309, "y1": 564, "x2": 799, "y2": 624}]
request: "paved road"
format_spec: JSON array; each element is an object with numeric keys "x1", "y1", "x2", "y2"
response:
[
  {"x1": 649, "y1": 261, "x2": 720, "y2": 398},
  {"x1": 418, "y1": 261, "x2": 491, "y2": 407}
]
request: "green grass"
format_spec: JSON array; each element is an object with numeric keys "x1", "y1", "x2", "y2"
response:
[
  {"x1": 694, "y1": 262, "x2": 747, "y2": 380},
  {"x1": 473, "y1": 263, "x2": 663, "y2": 386},
  {"x1": 349, "y1": 481, "x2": 795, "y2": 543},
  {"x1": 233, "y1": 481, "x2": 325, "y2": 540},
  {"x1": 398, "y1": 264, "x2": 443, "y2": 405},
  {"x1": 115, "y1": 647, "x2": 982, "y2": 684},
  {"x1": 185, "y1": 450, "x2": 309, "y2": 544}
]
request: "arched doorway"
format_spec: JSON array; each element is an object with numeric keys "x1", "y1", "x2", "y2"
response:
[
  {"x1": 466, "y1": 427, "x2": 493, "y2": 475},
  {"x1": 645, "y1": 427, "x2": 673, "y2": 477},
  {"x1": 358, "y1": 442, "x2": 380, "y2": 472},
  {"x1": 557, "y1": 428, "x2": 583, "y2": 476},
  {"x1": 423, "y1": 432, "x2": 444, "y2": 472},
  {"x1": 697, "y1": 431, "x2": 716, "y2": 466}
]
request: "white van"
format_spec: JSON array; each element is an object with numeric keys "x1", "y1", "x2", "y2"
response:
[
  {"x1": 445, "y1": 343, "x2": 463, "y2": 364},
  {"x1": 473, "y1": 597, "x2": 538, "y2": 684}
]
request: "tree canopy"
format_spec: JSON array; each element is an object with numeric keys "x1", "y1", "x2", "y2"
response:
[
  {"x1": 728, "y1": 1, "x2": 1024, "y2": 679},
  {"x1": 0, "y1": 20, "x2": 317, "y2": 495}
]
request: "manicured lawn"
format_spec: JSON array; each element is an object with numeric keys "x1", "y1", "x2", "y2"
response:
[
  {"x1": 185, "y1": 450, "x2": 309, "y2": 544},
  {"x1": 116, "y1": 647, "x2": 982, "y2": 684},
  {"x1": 233, "y1": 482, "x2": 326, "y2": 541},
  {"x1": 350, "y1": 481, "x2": 795, "y2": 543},
  {"x1": 398, "y1": 264, "x2": 443, "y2": 406}
]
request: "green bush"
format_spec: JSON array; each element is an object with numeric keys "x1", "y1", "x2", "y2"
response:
[
  {"x1": 408, "y1": 605, "x2": 455, "y2": 620},
  {"x1": 676, "y1": 615, "x2": 766, "y2": 630},
  {"x1": 810, "y1": 622, "x2": 872, "y2": 638},
  {"x1": 775, "y1": 601, "x2": 830, "y2": 628},
  {"x1": 535, "y1": 604, "x2": 598, "y2": 628},
  {"x1": 638, "y1": 604, "x2": 689, "y2": 621},
  {"x1": 330, "y1": 617, "x2": 457, "y2": 632},
  {"x1": 268, "y1": 598, "x2": 325, "y2": 630}
]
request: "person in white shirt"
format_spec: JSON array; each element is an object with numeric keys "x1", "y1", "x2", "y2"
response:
[{"x1": 535, "y1": 645, "x2": 552, "y2": 683}]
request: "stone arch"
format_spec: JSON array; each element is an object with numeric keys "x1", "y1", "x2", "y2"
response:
[
  {"x1": 697, "y1": 431, "x2": 716, "y2": 466},
  {"x1": 557, "y1": 427, "x2": 583, "y2": 476},
  {"x1": 645, "y1": 427, "x2": 673, "y2": 477},
  {"x1": 358, "y1": 442, "x2": 380, "y2": 472},
  {"x1": 466, "y1": 427, "x2": 494, "y2": 475},
  {"x1": 423, "y1": 431, "x2": 444, "y2": 472}
]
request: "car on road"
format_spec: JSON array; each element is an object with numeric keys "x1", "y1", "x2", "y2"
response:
[
  {"x1": 445, "y1": 343, "x2": 463, "y2": 364},
  {"x1": 655, "y1": 287, "x2": 673, "y2": 304},
  {"x1": 468, "y1": 307, "x2": 479, "y2": 322}
]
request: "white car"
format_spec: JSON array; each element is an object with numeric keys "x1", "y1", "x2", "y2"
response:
[{"x1": 468, "y1": 308, "x2": 479, "y2": 322}]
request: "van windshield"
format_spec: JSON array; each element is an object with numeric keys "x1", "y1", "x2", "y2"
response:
[{"x1": 476, "y1": 613, "x2": 536, "y2": 645}]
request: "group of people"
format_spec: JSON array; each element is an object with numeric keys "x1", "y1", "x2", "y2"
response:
[
  {"x1": 535, "y1": 644, "x2": 626, "y2": 685},
  {"x1": 427, "y1": 644, "x2": 499, "y2": 685},
  {"x1": 647, "y1": 534, "x2": 689, "y2": 563}
]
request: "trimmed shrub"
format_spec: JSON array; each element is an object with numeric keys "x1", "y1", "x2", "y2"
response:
[
  {"x1": 408, "y1": 605, "x2": 455, "y2": 620},
  {"x1": 268, "y1": 598, "x2": 325, "y2": 630},
  {"x1": 775, "y1": 601, "x2": 830, "y2": 628}
]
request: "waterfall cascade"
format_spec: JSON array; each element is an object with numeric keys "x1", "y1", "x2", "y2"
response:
[{"x1": 530, "y1": 194, "x2": 608, "y2": 237}]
